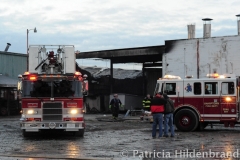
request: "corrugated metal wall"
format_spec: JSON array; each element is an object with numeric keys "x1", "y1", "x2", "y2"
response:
[
  {"x1": 145, "y1": 68, "x2": 162, "y2": 96},
  {"x1": 0, "y1": 52, "x2": 27, "y2": 79}
]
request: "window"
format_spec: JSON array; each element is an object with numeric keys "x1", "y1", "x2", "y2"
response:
[
  {"x1": 222, "y1": 82, "x2": 234, "y2": 95},
  {"x1": 194, "y1": 82, "x2": 201, "y2": 95},
  {"x1": 22, "y1": 80, "x2": 82, "y2": 98},
  {"x1": 164, "y1": 83, "x2": 176, "y2": 95},
  {"x1": 204, "y1": 82, "x2": 218, "y2": 95}
]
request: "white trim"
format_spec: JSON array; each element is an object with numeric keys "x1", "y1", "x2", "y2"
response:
[
  {"x1": 201, "y1": 114, "x2": 237, "y2": 117},
  {"x1": 203, "y1": 120, "x2": 220, "y2": 122}
]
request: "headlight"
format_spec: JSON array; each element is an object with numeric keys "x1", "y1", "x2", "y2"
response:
[
  {"x1": 27, "y1": 110, "x2": 38, "y2": 114},
  {"x1": 69, "y1": 109, "x2": 78, "y2": 114}
]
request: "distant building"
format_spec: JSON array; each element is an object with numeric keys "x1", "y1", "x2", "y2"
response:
[{"x1": 0, "y1": 51, "x2": 27, "y2": 79}]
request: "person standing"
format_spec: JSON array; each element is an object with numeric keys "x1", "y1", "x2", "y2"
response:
[
  {"x1": 150, "y1": 92, "x2": 167, "y2": 138},
  {"x1": 109, "y1": 94, "x2": 122, "y2": 120},
  {"x1": 163, "y1": 93, "x2": 175, "y2": 137},
  {"x1": 142, "y1": 94, "x2": 152, "y2": 111}
]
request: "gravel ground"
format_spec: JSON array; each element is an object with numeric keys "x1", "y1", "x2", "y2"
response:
[{"x1": 0, "y1": 114, "x2": 240, "y2": 160}]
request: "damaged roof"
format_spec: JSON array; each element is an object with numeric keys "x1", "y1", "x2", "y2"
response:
[
  {"x1": 76, "y1": 45, "x2": 164, "y2": 63},
  {"x1": 79, "y1": 66, "x2": 142, "y2": 79}
]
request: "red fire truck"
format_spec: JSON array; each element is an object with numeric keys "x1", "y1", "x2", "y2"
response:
[
  {"x1": 19, "y1": 45, "x2": 88, "y2": 137},
  {"x1": 152, "y1": 73, "x2": 240, "y2": 132}
]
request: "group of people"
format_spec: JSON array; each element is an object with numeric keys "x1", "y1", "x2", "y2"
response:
[
  {"x1": 109, "y1": 92, "x2": 175, "y2": 138},
  {"x1": 143, "y1": 92, "x2": 175, "y2": 138}
]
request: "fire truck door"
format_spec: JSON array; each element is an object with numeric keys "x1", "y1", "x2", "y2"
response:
[
  {"x1": 203, "y1": 82, "x2": 221, "y2": 121},
  {"x1": 220, "y1": 81, "x2": 236, "y2": 121},
  {"x1": 162, "y1": 81, "x2": 182, "y2": 107},
  {"x1": 182, "y1": 81, "x2": 203, "y2": 114}
]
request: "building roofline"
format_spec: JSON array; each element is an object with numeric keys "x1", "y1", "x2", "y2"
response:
[
  {"x1": 0, "y1": 51, "x2": 27, "y2": 57},
  {"x1": 165, "y1": 35, "x2": 240, "y2": 42}
]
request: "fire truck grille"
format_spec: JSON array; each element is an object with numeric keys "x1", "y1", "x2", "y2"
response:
[{"x1": 42, "y1": 102, "x2": 62, "y2": 121}]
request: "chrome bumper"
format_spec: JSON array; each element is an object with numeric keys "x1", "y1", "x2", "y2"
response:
[{"x1": 20, "y1": 120, "x2": 84, "y2": 132}]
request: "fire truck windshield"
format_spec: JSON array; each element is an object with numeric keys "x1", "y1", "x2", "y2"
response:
[{"x1": 21, "y1": 80, "x2": 82, "y2": 98}]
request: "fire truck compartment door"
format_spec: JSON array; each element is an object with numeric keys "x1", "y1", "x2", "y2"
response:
[
  {"x1": 220, "y1": 81, "x2": 237, "y2": 121},
  {"x1": 203, "y1": 81, "x2": 221, "y2": 121},
  {"x1": 64, "y1": 46, "x2": 75, "y2": 74},
  {"x1": 183, "y1": 81, "x2": 203, "y2": 114},
  {"x1": 29, "y1": 46, "x2": 40, "y2": 73}
]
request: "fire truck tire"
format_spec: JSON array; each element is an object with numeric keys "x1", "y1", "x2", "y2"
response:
[
  {"x1": 0, "y1": 107, "x2": 8, "y2": 116},
  {"x1": 174, "y1": 109, "x2": 199, "y2": 132},
  {"x1": 74, "y1": 129, "x2": 84, "y2": 137},
  {"x1": 22, "y1": 130, "x2": 32, "y2": 137}
]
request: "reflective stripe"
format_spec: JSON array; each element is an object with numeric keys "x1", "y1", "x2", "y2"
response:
[
  {"x1": 201, "y1": 114, "x2": 237, "y2": 117},
  {"x1": 143, "y1": 99, "x2": 151, "y2": 107}
]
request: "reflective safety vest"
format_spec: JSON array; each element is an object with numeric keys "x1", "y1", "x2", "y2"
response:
[{"x1": 142, "y1": 97, "x2": 151, "y2": 108}]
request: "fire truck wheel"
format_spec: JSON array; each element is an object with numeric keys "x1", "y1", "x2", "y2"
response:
[
  {"x1": 174, "y1": 109, "x2": 198, "y2": 132},
  {"x1": 74, "y1": 129, "x2": 84, "y2": 137},
  {"x1": 0, "y1": 107, "x2": 8, "y2": 116},
  {"x1": 22, "y1": 130, "x2": 32, "y2": 137}
]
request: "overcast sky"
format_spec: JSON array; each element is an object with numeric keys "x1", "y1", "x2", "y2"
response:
[{"x1": 1, "y1": 0, "x2": 239, "y2": 70}]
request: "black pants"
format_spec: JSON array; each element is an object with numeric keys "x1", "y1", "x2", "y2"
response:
[
  {"x1": 111, "y1": 107, "x2": 119, "y2": 118},
  {"x1": 143, "y1": 107, "x2": 150, "y2": 111}
]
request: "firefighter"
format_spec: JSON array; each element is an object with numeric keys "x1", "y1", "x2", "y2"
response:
[
  {"x1": 109, "y1": 94, "x2": 123, "y2": 120},
  {"x1": 142, "y1": 94, "x2": 151, "y2": 111}
]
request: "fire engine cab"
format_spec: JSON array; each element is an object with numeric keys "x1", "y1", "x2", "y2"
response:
[
  {"x1": 154, "y1": 73, "x2": 240, "y2": 132},
  {"x1": 19, "y1": 45, "x2": 88, "y2": 137}
]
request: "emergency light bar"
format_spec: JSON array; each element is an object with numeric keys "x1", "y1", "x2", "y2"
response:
[
  {"x1": 163, "y1": 75, "x2": 181, "y2": 79},
  {"x1": 75, "y1": 71, "x2": 82, "y2": 76},
  {"x1": 206, "y1": 73, "x2": 236, "y2": 79},
  {"x1": 206, "y1": 73, "x2": 219, "y2": 78},
  {"x1": 24, "y1": 72, "x2": 30, "y2": 75},
  {"x1": 29, "y1": 75, "x2": 37, "y2": 81}
]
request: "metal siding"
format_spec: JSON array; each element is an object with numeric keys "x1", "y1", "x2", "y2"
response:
[
  {"x1": 0, "y1": 53, "x2": 27, "y2": 79},
  {"x1": 164, "y1": 36, "x2": 240, "y2": 78}
]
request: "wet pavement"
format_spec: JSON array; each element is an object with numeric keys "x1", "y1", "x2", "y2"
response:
[{"x1": 0, "y1": 114, "x2": 240, "y2": 160}]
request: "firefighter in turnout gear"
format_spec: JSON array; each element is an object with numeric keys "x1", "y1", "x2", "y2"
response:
[
  {"x1": 142, "y1": 94, "x2": 151, "y2": 111},
  {"x1": 109, "y1": 94, "x2": 122, "y2": 120}
]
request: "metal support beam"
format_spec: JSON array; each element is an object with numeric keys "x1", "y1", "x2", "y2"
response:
[
  {"x1": 142, "y1": 64, "x2": 145, "y2": 96},
  {"x1": 110, "y1": 60, "x2": 113, "y2": 94},
  {"x1": 143, "y1": 62, "x2": 162, "y2": 68}
]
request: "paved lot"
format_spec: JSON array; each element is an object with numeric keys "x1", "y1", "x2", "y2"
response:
[{"x1": 0, "y1": 114, "x2": 240, "y2": 160}]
